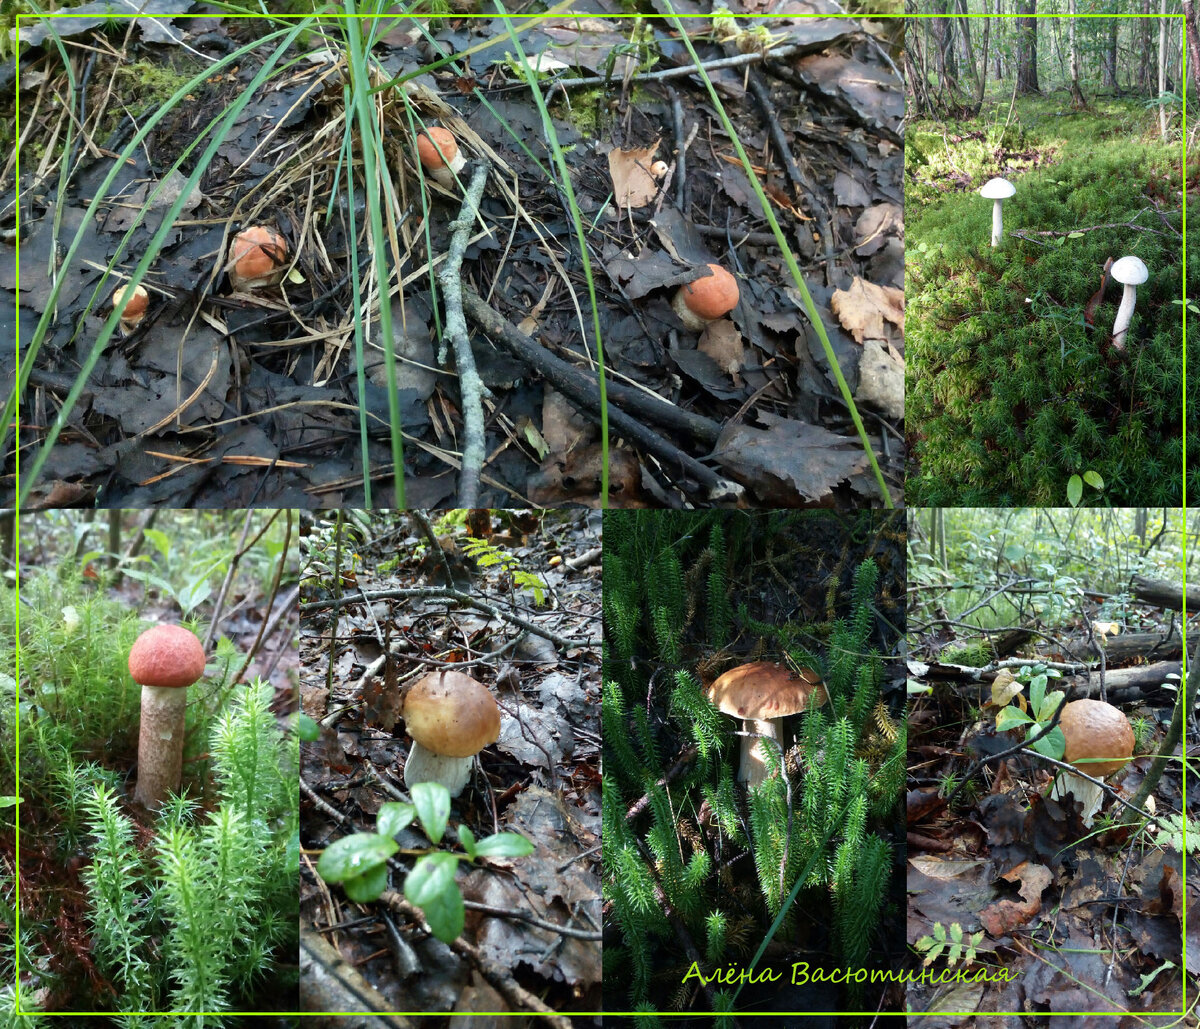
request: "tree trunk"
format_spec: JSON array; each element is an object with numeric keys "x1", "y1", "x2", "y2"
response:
[
  {"x1": 1068, "y1": 0, "x2": 1086, "y2": 107},
  {"x1": 957, "y1": 0, "x2": 981, "y2": 95},
  {"x1": 1104, "y1": 18, "x2": 1118, "y2": 89},
  {"x1": 1159, "y1": 0, "x2": 1170, "y2": 141},
  {"x1": 1183, "y1": 0, "x2": 1200, "y2": 98},
  {"x1": 1138, "y1": 0, "x2": 1153, "y2": 91},
  {"x1": 1016, "y1": 0, "x2": 1040, "y2": 94}
]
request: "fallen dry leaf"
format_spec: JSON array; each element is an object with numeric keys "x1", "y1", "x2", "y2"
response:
[
  {"x1": 697, "y1": 319, "x2": 745, "y2": 382},
  {"x1": 855, "y1": 338, "x2": 904, "y2": 420},
  {"x1": 608, "y1": 140, "x2": 661, "y2": 211},
  {"x1": 831, "y1": 277, "x2": 904, "y2": 343},
  {"x1": 715, "y1": 413, "x2": 867, "y2": 505},
  {"x1": 854, "y1": 203, "x2": 903, "y2": 256}
]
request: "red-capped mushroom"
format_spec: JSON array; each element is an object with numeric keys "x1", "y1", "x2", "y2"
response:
[
  {"x1": 128, "y1": 624, "x2": 206, "y2": 810},
  {"x1": 671, "y1": 263, "x2": 739, "y2": 333},
  {"x1": 228, "y1": 225, "x2": 288, "y2": 291},
  {"x1": 112, "y1": 284, "x2": 149, "y2": 334},
  {"x1": 416, "y1": 127, "x2": 466, "y2": 190}
]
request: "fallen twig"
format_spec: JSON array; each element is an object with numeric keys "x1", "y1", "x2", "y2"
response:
[{"x1": 437, "y1": 163, "x2": 492, "y2": 507}]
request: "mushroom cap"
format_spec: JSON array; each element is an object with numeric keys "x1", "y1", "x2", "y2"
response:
[
  {"x1": 113, "y1": 284, "x2": 149, "y2": 319},
  {"x1": 1060, "y1": 699, "x2": 1133, "y2": 778},
  {"x1": 417, "y1": 127, "x2": 459, "y2": 170},
  {"x1": 650, "y1": 160, "x2": 669, "y2": 179},
  {"x1": 230, "y1": 225, "x2": 288, "y2": 287},
  {"x1": 404, "y1": 670, "x2": 501, "y2": 758},
  {"x1": 128, "y1": 625, "x2": 206, "y2": 689},
  {"x1": 707, "y1": 661, "x2": 827, "y2": 720},
  {"x1": 979, "y1": 177, "x2": 1016, "y2": 199},
  {"x1": 678, "y1": 263, "x2": 740, "y2": 322},
  {"x1": 1110, "y1": 255, "x2": 1148, "y2": 285}
]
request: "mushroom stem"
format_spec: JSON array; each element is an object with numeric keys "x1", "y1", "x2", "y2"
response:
[
  {"x1": 1111, "y1": 282, "x2": 1139, "y2": 349},
  {"x1": 403, "y1": 740, "x2": 474, "y2": 797},
  {"x1": 990, "y1": 199, "x2": 1005, "y2": 247},
  {"x1": 739, "y1": 717, "x2": 785, "y2": 788},
  {"x1": 133, "y1": 684, "x2": 188, "y2": 810}
]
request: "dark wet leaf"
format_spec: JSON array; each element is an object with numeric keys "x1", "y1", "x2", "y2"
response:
[{"x1": 16, "y1": 0, "x2": 194, "y2": 46}]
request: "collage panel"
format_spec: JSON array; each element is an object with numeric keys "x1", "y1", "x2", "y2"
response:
[
  {"x1": 1, "y1": 4, "x2": 903, "y2": 511},
  {"x1": 907, "y1": 508, "x2": 1196, "y2": 1021},
  {"x1": 6, "y1": 509, "x2": 299, "y2": 1022},
  {"x1": 905, "y1": 11, "x2": 1193, "y2": 506},
  {"x1": 602, "y1": 510, "x2": 908, "y2": 1021},
  {"x1": 298, "y1": 510, "x2": 602, "y2": 1021}
]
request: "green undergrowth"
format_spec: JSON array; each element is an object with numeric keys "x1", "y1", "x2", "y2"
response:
[{"x1": 906, "y1": 99, "x2": 1191, "y2": 505}]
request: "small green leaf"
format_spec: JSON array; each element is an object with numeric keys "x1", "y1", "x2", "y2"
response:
[
  {"x1": 405, "y1": 851, "x2": 464, "y2": 943},
  {"x1": 412, "y1": 782, "x2": 451, "y2": 845},
  {"x1": 1002, "y1": 544, "x2": 1025, "y2": 562},
  {"x1": 317, "y1": 833, "x2": 398, "y2": 883},
  {"x1": 996, "y1": 706, "x2": 1033, "y2": 730},
  {"x1": 1036, "y1": 689, "x2": 1065, "y2": 724},
  {"x1": 343, "y1": 861, "x2": 389, "y2": 904},
  {"x1": 296, "y1": 714, "x2": 321, "y2": 742},
  {"x1": 458, "y1": 824, "x2": 477, "y2": 859},
  {"x1": 1027, "y1": 725, "x2": 1066, "y2": 760},
  {"x1": 1066, "y1": 474, "x2": 1083, "y2": 507},
  {"x1": 377, "y1": 802, "x2": 416, "y2": 839},
  {"x1": 1083, "y1": 470, "x2": 1104, "y2": 490},
  {"x1": 473, "y1": 832, "x2": 535, "y2": 858},
  {"x1": 1067, "y1": 231, "x2": 1084, "y2": 239}
]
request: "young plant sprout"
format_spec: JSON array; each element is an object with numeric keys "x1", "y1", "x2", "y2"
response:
[
  {"x1": 228, "y1": 226, "x2": 288, "y2": 291},
  {"x1": 402, "y1": 670, "x2": 500, "y2": 798},
  {"x1": 979, "y1": 177, "x2": 1016, "y2": 247},
  {"x1": 111, "y1": 284, "x2": 149, "y2": 334},
  {"x1": 128, "y1": 624, "x2": 206, "y2": 810},
  {"x1": 1049, "y1": 698, "x2": 1134, "y2": 826},
  {"x1": 1109, "y1": 256, "x2": 1148, "y2": 351},
  {"x1": 416, "y1": 127, "x2": 466, "y2": 190},
  {"x1": 671, "y1": 263, "x2": 740, "y2": 332},
  {"x1": 707, "y1": 661, "x2": 827, "y2": 788}
]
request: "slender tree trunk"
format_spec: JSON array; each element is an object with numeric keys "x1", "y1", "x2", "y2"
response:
[
  {"x1": 976, "y1": 0, "x2": 993, "y2": 110},
  {"x1": 1016, "y1": 0, "x2": 1041, "y2": 94},
  {"x1": 1138, "y1": 0, "x2": 1153, "y2": 91},
  {"x1": 1069, "y1": 0, "x2": 1086, "y2": 107},
  {"x1": 1182, "y1": 0, "x2": 1200, "y2": 98},
  {"x1": 1159, "y1": 0, "x2": 1170, "y2": 140},
  {"x1": 1105, "y1": 17, "x2": 1118, "y2": 89}
]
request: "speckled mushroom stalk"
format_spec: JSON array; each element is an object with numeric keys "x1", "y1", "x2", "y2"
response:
[{"x1": 128, "y1": 625, "x2": 206, "y2": 810}]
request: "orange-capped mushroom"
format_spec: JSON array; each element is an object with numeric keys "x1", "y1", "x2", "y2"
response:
[
  {"x1": 228, "y1": 225, "x2": 288, "y2": 291},
  {"x1": 672, "y1": 263, "x2": 739, "y2": 332},
  {"x1": 416, "y1": 127, "x2": 466, "y2": 189},
  {"x1": 112, "y1": 283, "x2": 149, "y2": 333}
]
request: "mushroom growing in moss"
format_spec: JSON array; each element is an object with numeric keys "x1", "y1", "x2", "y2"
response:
[
  {"x1": 979, "y1": 177, "x2": 1016, "y2": 247},
  {"x1": 128, "y1": 624, "x2": 206, "y2": 810},
  {"x1": 1109, "y1": 255, "x2": 1148, "y2": 351}
]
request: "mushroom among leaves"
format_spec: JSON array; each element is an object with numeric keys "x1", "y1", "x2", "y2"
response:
[
  {"x1": 112, "y1": 284, "x2": 149, "y2": 334},
  {"x1": 671, "y1": 263, "x2": 740, "y2": 332},
  {"x1": 128, "y1": 624, "x2": 206, "y2": 810},
  {"x1": 707, "y1": 662, "x2": 827, "y2": 788},
  {"x1": 1049, "y1": 698, "x2": 1134, "y2": 826},
  {"x1": 228, "y1": 225, "x2": 289, "y2": 291},
  {"x1": 402, "y1": 670, "x2": 501, "y2": 798}
]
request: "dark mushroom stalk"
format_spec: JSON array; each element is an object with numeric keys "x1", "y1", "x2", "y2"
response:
[{"x1": 128, "y1": 625, "x2": 206, "y2": 810}]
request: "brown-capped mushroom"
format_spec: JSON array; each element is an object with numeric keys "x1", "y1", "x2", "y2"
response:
[
  {"x1": 402, "y1": 670, "x2": 501, "y2": 797},
  {"x1": 128, "y1": 624, "x2": 206, "y2": 810},
  {"x1": 671, "y1": 263, "x2": 740, "y2": 332},
  {"x1": 1049, "y1": 698, "x2": 1134, "y2": 826},
  {"x1": 707, "y1": 661, "x2": 827, "y2": 788},
  {"x1": 228, "y1": 225, "x2": 288, "y2": 291}
]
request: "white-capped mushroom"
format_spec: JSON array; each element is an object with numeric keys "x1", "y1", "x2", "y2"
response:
[
  {"x1": 1109, "y1": 256, "x2": 1148, "y2": 351},
  {"x1": 979, "y1": 177, "x2": 1016, "y2": 247}
]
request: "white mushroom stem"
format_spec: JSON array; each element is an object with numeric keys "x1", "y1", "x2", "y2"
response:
[
  {"x1": 990, "y1": 199, "x2": 1006, "y2": 248},
  {"x1": 403, "y1": 741, "x2": 474, "y2": 798},
  {"x1": 738, "y1": 717, "x2": 785, "y2": 789},
  {"x1": 1112, "y1": 282, "x2": 1139, "y2": 349},
  {"x1": 1049, "y1": 770, "x2": 1105, "y2": 827},
  {"x1": 133, "y1": 685, "x2": 187, "y2": 810}
]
